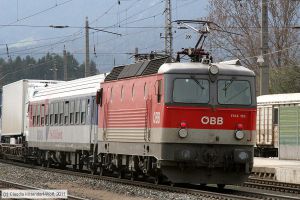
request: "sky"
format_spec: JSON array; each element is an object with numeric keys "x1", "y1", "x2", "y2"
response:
[{"x1": 0, "y1": 0, "x2": 209, "y2": 72}]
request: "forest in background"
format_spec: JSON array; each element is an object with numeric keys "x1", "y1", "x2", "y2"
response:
[{"x1": 0, "y1": 53, "x2": 98, "y2": 89}]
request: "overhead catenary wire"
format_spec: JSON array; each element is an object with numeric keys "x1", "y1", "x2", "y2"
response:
[
  {"x1": 0, "y1": 0, "x2": 74, "y2": 30},
  {"x1": 0, "y1": 0, "x2": 164, "y2": 56},
  {"x1": 1, "y1": 0, "x2": 205, "y2": 62}
]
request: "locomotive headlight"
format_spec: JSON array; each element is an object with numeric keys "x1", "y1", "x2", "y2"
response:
[
  {"x1": 178, "y1": 129, "x2": 188, "y2": 138},
  {"x1": 209, "y1": 65, "x2": 219, "y2": 75},
  {"x1": 235, "y1": 130, "x2": 244, "y2": 140}
]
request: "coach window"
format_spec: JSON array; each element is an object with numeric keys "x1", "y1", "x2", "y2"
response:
[
  {"x1": 132, "y1": 84, "x2": 135, "y2": 100},
  {"x1": 70, "y1": 101, "x2": 75, "y2": 125},
  {"x1": 121, "y1": 86, "x2": 124, "y2": 102},
  {"x1": 54, "y1": 102, "x2": 59, "y2": 125},
  {"x1": 37, "y1": 104, "x2": 41, "y2": 126},
  {"x1": 75, "y1": 100, "x2": 80, "y2": 124},
  {"x1": 59, "y1": 102, "x2": 64, "y2": 125},
  {"x1": 32, "y1": 105, "x2": 36, "y2": 126},
  {"x1": 64, "y1": 101, "x2": 69, "y2": 125},
  {"x1": 81, "y1": 99, "x2": 86, "y2": 124},
  {"x1": 41, "y1": 104, "x2": 45, "y2": 126},
  {"x1": 50, "y1": 103, "x2": 54, "y2": 126},
  {"x1": 45, "y1": 104, "x2": 49, "y2": 126}
]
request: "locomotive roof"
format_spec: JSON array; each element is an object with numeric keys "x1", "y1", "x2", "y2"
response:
[
  {"x1": 105, "y1": 58, "x2": 254, "y2": 82},
  {"x1": 105, "y1": 57, "x2": 170, "y2": 81},
  {"x1": 30, "y1": 74, "x2": 106, "y2": 102},
  {"x1": 257, "y1": 93, "x2": 300, "y2": 105},
  {"x1": 158, "y1": 62, "x2": 255, "y2": 76}
]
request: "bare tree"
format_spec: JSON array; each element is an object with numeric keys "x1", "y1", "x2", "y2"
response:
[{"x1": 207, "y1": 0, "x2": 299, "y2": 73}]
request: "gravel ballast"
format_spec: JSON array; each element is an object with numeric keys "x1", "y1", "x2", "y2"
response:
[{"x1": 0, "y1": 162, "x2": 206, "y2": 200}]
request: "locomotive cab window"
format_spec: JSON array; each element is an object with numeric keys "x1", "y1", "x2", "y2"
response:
[
  {"x1": 218, "y1": 80, "x2": 251, "y2": 105},
  {"x1": 173, "y1": 78, "x2": 209, "y2": 103}
]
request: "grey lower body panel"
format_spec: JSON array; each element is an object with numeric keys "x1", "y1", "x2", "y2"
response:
[
  {"x1": 98, "y1": 141, "x2": 253, "y2": 184},
  {"x1": 160, "y1": 166, "x2": 249, "y2": 184}
]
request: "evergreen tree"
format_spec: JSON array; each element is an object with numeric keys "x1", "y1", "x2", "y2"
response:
[{"x1": 0, "y1": 52, "x2": 99, "y2": 89}]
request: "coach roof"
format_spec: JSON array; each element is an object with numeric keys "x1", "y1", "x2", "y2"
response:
[
  {"x1": 158, "y1": 61, "x2": 255, "y2": 76},
  {"x1": 30, "y1": 74, "x2": 106, "y2": 102}
]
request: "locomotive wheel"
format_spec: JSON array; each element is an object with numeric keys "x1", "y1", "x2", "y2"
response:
[
  {"x1": 79, "y1": 162, "x2": 83, "y2": 171},
  {"x1": 36, "y1": 157, "x2": 42, "y2": 166},
  {"x1": 130, "y1": 172, "x2": 136, "y2": 181},
  {"x1": 217, "y1": 184, "x2": 225, "y2": 189},
  {"x1": 99, "y1": 166, "x2": 104, "y2": 176},
  {"x1": 117, "y1": 170, "x2": 124, "y2": 179},
  {"x1": 154, "y1": 175, "x2": 162, "y2": 185},
  {"x1": 59, "y1": 164, "x2": 66, "y2": 169},
  {"x1": 46, "y1": 160, "x2": 51, "y2": 168},
  {"x1": 90, "y1": 164, "x2": 97, "y2": 175}
]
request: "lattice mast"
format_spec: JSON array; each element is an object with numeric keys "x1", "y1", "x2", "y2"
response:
[{"x1": 164, "y1": 0, "x2": 173, "y2": 58}]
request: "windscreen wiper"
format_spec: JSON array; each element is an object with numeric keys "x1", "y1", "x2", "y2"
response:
[
  {"x1": 190, "y1": 76, "x2": 204, "y2": 90},
  {"x1": 222, "y1": 79, "x2": 234, "y2": 91}
]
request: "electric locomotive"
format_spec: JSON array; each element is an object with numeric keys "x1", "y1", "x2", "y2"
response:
[
  {"x1": 94, "y1": 21, "x2": 256, "y2": 187},
  {"x1": 94, "y1": 56, "x2": 256, "y2": 186}
]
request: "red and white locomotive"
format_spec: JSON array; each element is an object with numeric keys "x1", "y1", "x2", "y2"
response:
[
  {"x1": 0, "y1": 21, "x2": 256, "y2": 187},
  {"x1": 95, "y1": 57, "x2": 256, "y2": 186}
]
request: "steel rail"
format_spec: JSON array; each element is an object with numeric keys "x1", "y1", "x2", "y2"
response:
[
  {"x1": 244, "y1": 177, "x2": 300, "y2": 194},
  {"x1": 0, "y1": 159, "x2": 299, "y2": 200}
]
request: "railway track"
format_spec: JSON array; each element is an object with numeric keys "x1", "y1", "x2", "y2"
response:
[
  {"x1": 244, "y1": 177, "x2": 300, "y2": 194},
  {"x1": 0, "y1": 159, "x2": 299, "y2": 200},
  {"x1": 0, "y1": 178, "x2": 88, "y2": 200}
]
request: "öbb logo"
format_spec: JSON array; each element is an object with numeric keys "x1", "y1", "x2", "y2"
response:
[{"x1": 201, "y1": 116, "x2": 223, "y2": 125}]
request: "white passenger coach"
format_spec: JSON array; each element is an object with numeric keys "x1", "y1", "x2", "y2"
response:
[{"x1": 27, "y1": 74, "x2": 105, "y2": 168}]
